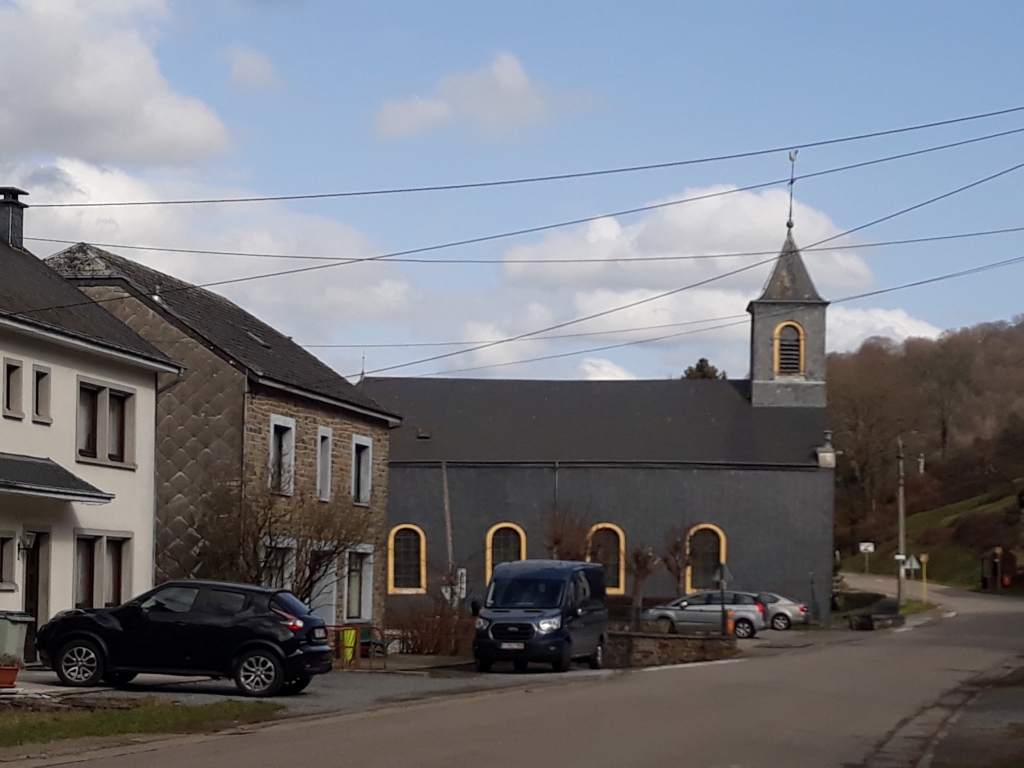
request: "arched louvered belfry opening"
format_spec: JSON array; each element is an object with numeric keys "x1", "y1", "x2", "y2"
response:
[{"x1": 774, "y1": 322, "x2": 805, "y2": 376}]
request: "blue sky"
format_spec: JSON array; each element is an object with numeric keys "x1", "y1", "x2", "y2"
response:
[{"x1": 3, "y1": 0, "x2": 1023, "y2": 379}]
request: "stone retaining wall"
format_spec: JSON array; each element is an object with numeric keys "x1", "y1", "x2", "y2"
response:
[{"x1": 605, "y1": 631, "x2": 738, "y2": 668}]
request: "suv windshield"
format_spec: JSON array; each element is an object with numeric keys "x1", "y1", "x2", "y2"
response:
[{"x1": 486, "y1": 578, "x2": 566, "y2": 609}]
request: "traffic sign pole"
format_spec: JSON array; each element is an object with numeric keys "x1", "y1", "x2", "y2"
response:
[{"x1": 921, "y1": 553, "x2": 930, "y2": 604}]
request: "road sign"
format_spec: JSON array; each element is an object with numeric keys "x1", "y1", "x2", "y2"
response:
[
  {"x1": 920, "y1": 553, "x2": 929, "y2": 565},
  {"x1": 906, "y1": 555, "x2": 921, "y2": 571},
  {"x1": 894, "y1": 553, "x2": 907, "y2": 561},
  {"x1": 712, "y1": 563, "x2": 733, "y2": 586},
  {"x1": 859, "y1": 542, "x2": 875, "y2": 554}
]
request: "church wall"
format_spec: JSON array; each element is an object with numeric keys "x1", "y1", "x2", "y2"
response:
[{"x1": 384, "y1": 462, "x2": 834, "y2": 623}]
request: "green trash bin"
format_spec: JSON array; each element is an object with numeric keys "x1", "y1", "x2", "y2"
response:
[{"x1": 0, "y1": 612, "x2": 34, "y2": 662}]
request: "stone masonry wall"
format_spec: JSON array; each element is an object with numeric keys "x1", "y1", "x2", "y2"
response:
[
  {"x1": 605, "y1": 631, "x2": 738, "y2": 668},
  {"x1": 244, "y1": 384, "x2": 392, "y2": 627}
]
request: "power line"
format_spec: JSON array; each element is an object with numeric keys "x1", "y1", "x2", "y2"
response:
[
  {"x1": 305, "y1": 315, "x2": 749, "y2": 349},
  {"x1": 23, "y1": 124, "x2": 1024, "y2": 270},
  {"x1": 30, "y1": 104, "x2": 1024, "y2": 208},
  {"x1": 16, "y1": 125, "x2": 1024, "y2": 325},
  {"x1": 427, "y1": 252, "x2": 1024, "y2": 376},
  {"x1": 27, "y1": 224, "x2": 1024, "y2": 268},
  {"x1": 299, "y1": 223, "x2": 1024, "y2": 349},
  {"x1": 353, "y1": 159, "x2": 1024, "y2": 377}
]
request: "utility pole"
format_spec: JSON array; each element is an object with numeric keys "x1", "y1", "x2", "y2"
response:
[{"x1": 897, "y1": 435, "x2": 906, "y2": 605}]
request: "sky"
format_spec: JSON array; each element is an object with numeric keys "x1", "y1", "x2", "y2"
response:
[{"x1": 3, "y1": 0, "x2": 1024, "y2": 381}]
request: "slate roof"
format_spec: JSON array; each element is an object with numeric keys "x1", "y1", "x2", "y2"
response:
[
  {"x1": 754, "y1": 232, "x2": 826, "y2": 303},
  {"x1": 47, "y1": 244, "x2": 398, "y2": 422},
  {"x1": 359, "y1": 377, "x2": 828, "y2": 466},
  {"x1": 0, "y1": 240, "x2": 175, "y2": 367},
  {"x1": 0, "y1": 452, "x2": 114, "y2": 503}
]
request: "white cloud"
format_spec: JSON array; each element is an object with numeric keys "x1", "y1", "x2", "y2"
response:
[
  {"x1": 579, "y1": 358, "x2": 637, "y2": 380},
  {"x1": 827, "y1": 307, "x2": 942, "y2": 352},
  {"x1": 376, "y1": 52, "x2": 583, "y2": 138},
  {"x1": 0, "y1": 0, "x2": 229, "y2": 165},
  {"x1": 13, "y1": 159, "x2": 414, "y2": 346},
  {"x1": 227, "y1": 46, "x2": 284, "y2": 91}
]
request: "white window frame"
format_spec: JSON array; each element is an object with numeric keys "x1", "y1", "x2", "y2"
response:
[
  {"x1": 351, "y1": 435, "x2": 373, "y2": 505},
  {"x1": 316, "y1": 426, "x2": 333, "y2": 502},
  {"x1": 268, "y1": 414, "x2": 296, "y2": 496},
  {"x1": 343, "y1": 544, "x2": 374, "y2": 622}
]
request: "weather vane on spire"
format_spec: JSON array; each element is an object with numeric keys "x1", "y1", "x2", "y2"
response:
[{"x1": 787, "y1": 149, "x2": 798, "y2": 231}]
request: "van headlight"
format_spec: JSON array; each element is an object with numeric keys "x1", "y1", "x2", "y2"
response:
[
  {"x1": 537, "y1": 617, "x2": 561, "y2": 633},
  {"x1": 475, "y1": 617, "x2": 490, "y2": 631}
]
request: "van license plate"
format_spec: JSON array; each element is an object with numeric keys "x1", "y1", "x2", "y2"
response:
[{"x1": 500, "y1": 642, "x2": 524, "y2": 650}]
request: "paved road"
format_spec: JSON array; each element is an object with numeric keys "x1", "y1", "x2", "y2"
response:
[{"x1": 23, "y1": 581, "x2": 1024, "y2": 768}]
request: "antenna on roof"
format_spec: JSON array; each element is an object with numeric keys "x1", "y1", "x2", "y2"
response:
[
  {"x1": 787, "y1": 150, "x2": 798, "y2": 231},
  {"x1": 358, "y1": 352, "x2": 366, "y2": 383}
]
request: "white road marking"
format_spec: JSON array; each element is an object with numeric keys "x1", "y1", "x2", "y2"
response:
[
  {"x1": 894, "y1": 627, "x2": 914, "y2": 633},
  {"x1": 640, "y1": 658, "x2": 747, "y2": 673},
  {"x1": 943, "y1": 611, "x2": 958, "y2": 618}
]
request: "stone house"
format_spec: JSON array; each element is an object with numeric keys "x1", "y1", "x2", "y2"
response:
[
  {"x1": 48, "y1": 244, "x2": 401, "y2": 627},
  {"x1": 361, "y1": 229, "x2": 837, "y2": 620},
  {"x1": 0, "y1": 188, "x2": 180, "y2": 659}
]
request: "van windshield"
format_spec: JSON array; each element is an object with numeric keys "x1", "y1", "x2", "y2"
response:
[{"x1": 486, "y1": 578, "x2": 565, "y2": 609}]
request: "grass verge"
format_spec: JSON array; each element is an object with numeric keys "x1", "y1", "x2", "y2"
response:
[
  {"x1": 900, "y1": 600, "x2": 937, "y2": 615},
  {"x1": 0, "y1": 698, "x2": 283, "y2": 748}
]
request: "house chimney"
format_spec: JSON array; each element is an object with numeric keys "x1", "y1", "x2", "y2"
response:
[{"x1": 0, "y1": 187, "x2": 28, "y2": 249}]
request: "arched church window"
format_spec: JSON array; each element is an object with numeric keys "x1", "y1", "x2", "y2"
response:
[
  {"x1": 686, "y1": 524, "x2": 727, "y2": 593},
  {"x1": 775, "y1": 322, "x2": 804, "y2": 375},
  {"x1": 388, "y1": 525, "x2": 426, "y2": 594},
  {"x1": 587, "y1": 524, "x2": 626, "y2": 595},
  {"x1": 486, "y1": 523, "x2": 527, "y2": 581}
]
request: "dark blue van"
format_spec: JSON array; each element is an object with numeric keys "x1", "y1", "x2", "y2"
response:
[{"x1": 471, "y1": 560, "x2": 608, "y2": 672}]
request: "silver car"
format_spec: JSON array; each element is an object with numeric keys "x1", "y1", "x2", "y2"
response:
[
  {"x1": 757, "y1": 592, "x2": 809, "y2": 630},
  {"x1": 642, "y1": 591, "x2": 767, "y2": 639}
]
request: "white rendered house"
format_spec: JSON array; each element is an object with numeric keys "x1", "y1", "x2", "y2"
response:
[{"x1": 0, "y1": 188, "x2": 179, "y2": 660}]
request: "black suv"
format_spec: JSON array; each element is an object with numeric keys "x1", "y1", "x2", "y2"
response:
[{"x1": 35, "y1": 580, "x2": 333, "y2": 697}]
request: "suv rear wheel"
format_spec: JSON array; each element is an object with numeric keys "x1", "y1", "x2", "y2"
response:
[
  {"x1": 55, "y1": 639, "x2": 105, "y2": 687},
  {"x1": 234, "y1": 649, "x2": 284, "y2": 697}
]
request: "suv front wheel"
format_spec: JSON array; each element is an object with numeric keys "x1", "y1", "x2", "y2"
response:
[
  {"x1": 55, "y1": 639, "x2": 105, "y2": 687},
  {"x1": 234, "y1": 649, "x2": 284, "y2": 697}
]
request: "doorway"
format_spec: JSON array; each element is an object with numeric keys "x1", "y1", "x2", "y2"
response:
[{"x1": 23, "y1": 532, "x2": 49, "y2": 662}]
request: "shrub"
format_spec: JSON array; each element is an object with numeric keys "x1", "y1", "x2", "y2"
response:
[
  {"x1": 388, "y1": 605, "x2": 474, "y2": 656},
  {"x1": 0, "y1": 654, "x2": 24, "y2": 669}
]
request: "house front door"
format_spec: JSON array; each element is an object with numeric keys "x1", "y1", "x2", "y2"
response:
[{"x1": 23, "y1": 532, "x2": 49, "y2": 662}]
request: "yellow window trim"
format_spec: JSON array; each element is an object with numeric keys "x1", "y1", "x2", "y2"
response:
[
  {"x1": 485, "y1": 522, "x2": 527, "y2": 582},
  {"x1": 772, "y1": 321, "x2": 806, "y2": 377},
  {"x1": 387, "y1": 524, "x2": 427, "y2": 595},
  {"x1": 683, "y1": 523, "x2": 727, "y2": 595},
  {"x1": 586, "y1": 522, "x2": 626, "y2": 595}
]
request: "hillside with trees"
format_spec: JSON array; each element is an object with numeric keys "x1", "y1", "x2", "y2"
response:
[{"x1": 829, "y1": 316, "x2": 1024, "y2": 572}]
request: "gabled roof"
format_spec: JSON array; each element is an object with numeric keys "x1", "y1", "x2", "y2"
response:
[
  {"x1": 360, "y1": 377, "x2": 827, "y2": 467},
  {"x1": 0, "y1": 240, "x2": 176, "y2": 369},
  {"x1": 46, "y1": 243, "x2": 398, "y2": 424},
  {"x1": 754, "y1": 232, "x2": 826, "y2": 304}
]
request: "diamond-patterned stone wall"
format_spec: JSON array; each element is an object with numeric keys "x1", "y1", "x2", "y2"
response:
[{"x1": 74, "y1": 286, "x2": 246, "y2": 582}]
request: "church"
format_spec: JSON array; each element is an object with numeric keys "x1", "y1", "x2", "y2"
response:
[{"x1": 360, "y1": 228, "x2": 835, "y2": 621}]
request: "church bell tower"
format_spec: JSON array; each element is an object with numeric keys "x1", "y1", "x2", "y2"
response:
[{"x1": 747, "y1": 227, "x2": 828, "y2": 408}]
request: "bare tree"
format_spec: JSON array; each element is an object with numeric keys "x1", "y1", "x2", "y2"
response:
[
  {"x1": 626, "y1": 545, "x2": 660, "y2": 609},
  {"x1": 660, "y1": 527, "x2": 688, "y2": 597},
  {"x1": 542, "y1": 505, "x2": 590, "y2": 561},
  {"x1": 193, "y1": 475, "x2": 377, "y2": 607}
]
